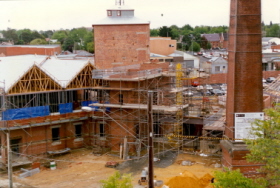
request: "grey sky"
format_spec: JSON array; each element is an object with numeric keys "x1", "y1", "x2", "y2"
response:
[{"x1": 0, "y1": 0, "x2": 279, "y2": 31}]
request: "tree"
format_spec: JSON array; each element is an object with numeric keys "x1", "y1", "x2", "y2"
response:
[
  {"x1": 62, "y1": 37, "x2": 74, "y2": 51},
  {"x1": 177, "y1": 43, "x2": 182, "y2": 50},
  {"x1": 52, "y1": 30, "x2": 68, "y2": 44},
  {"x1": 2, "y1": 29, "x2": 18, "y2": 43},
  {"x1": 212, "y1": 168, "x2": 263, "y2": 188},
  {"x1": 87, "y1": 42, "x2": 94, "y2": 53},
  {"x1": 17, "y1": 29, "x2": 34, "y2": 44},
  {"x1": 159, "y1": 26, "x2": 172, "y2": 38},
  {"x1": 266, "y1": 24, "x2": 280, "y2": 37},
  {"x1": 15, "y1": 40, "x2": 24, "y2": 45},
  {"x1": 170, "y1": 25, "x2": 180, "y2": 39},
  {"x1": 83, "y1": 30, "x2": 94, "y2": 50},
  {"x1": 150, "y1": 29, "x2": 159, "y2": 37},
  {"x1": 189, "y1": 41, "x2": 200, "y2": 52},
  {"x1": 100, "y1": 171, "x2": 133, "y2": 188},
  {"x1": 245, "y1": 108, "x2": 280, "y2": 187},
  {"x1": 206, "y1": 42, "x2": 212, "y2": 50},
  {"x1": 31, "y1": 31, "x2": 44, "y2": 40},
  {"x1": 181, "y1": 24, "x2": 193, "y2": 32},
  {"x1": 40, "y1": 30, "x2": 54, "y2": 38},
  {"x1": 184, "y1": 43, "x2": 189, "y2": 51},
  {"x1": 30, "y1": 38, "x2": 47, "y2": 45}
]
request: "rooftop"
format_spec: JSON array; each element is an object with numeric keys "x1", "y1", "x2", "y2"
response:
[{"x1": 0, "y1": 55, "x2": 92, "y2": 92}]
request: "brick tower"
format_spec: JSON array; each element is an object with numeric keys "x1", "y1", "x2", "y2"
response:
[
  {"x1": 221, "y1": 0, "x2": 263, "y2": 176},
  {"x1": 92, "y1": 1, "x2": 150, "y2": 69}
]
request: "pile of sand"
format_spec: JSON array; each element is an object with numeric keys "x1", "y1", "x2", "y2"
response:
[{"x1": 165, "y1": 170, "x2": 213, "y2": 188}]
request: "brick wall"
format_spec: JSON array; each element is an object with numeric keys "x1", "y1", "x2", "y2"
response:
[
  {"x1": 0, "y1": 46, "x2": 61, "y2": 56},
  {"x1": 94, "y1": 24, "x2": 150, "y2": 69},
  {"x1": 150, "y1": 37, "x2": 177, "y2": 56}
]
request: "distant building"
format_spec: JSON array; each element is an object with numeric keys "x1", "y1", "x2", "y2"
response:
[
  {"x1": 201, "y1": 33, "x2": 221, "y2": 49},
  {"x1": 201, "y1": 57, "x2": 228, "y2": 74},
  {"x1": 169, "y1": 51, "x2": 199, "y2": 69},
  {"x1": 0, "y1": 45, "x2": 61, "y2": 56},
  {"x1": 150, "y1": 37, "x2": 176, "y2": 56},
  {"x1": 220, "y1": 33, "x2": 228, "y2": 49},
  {"x1": 92, "y1": 3, "x2": 150, "y2": 69}
]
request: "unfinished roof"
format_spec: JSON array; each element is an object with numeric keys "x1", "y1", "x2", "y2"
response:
[
  {"x1": 39, "y1": 56, "x2": 92, "y2": 88},
  {"x1": 0, "y1": 55, "x2": 94, "y2": 93},
  {"x1": 92, "y1": 63, "x2": 169, "y2": 80},
  {"x1": 0, "y1": 55, "x2": 47, "y2": 92}
]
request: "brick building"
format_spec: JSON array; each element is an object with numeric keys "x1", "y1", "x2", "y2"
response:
[
  {"x1": 0, "y1": 55, "x2": 97, "y2": 167},
  {"x1": 92, "y1": 3, "x2": 150, "y2": 69},
  {"x1": 150, "y1": 37, "x2": 177, "y2": 56},
  {"x1": 0, "y1": 45, "x2": 61, "y2": 56},
  {"x1": 201, "y1": 34, "x2": 221, "y2": 49}
]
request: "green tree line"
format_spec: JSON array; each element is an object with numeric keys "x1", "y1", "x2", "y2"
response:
[
  {"x1": 1, "y1": 21, "x2": 279, "y2": 53},
  {"x1": 0, "y1": 28, "x2": 94, "y2": 53}
]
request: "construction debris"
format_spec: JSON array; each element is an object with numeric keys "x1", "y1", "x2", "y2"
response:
[
  {"x1": 181, "y1": 160, "x2": 193, "y2": 166},
  {"x1": 105, "y1": 161, "x2": 119, "y2": 168},
  {"x1": 19, "y1": 168, "x2": 40, "y2": 179}
]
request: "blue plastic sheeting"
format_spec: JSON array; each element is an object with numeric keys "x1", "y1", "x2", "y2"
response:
[
  {"x1": 81, "y1": 101, "x2": 99, "y2": 111},
  {"x1": 2, "y1": 106, "x2": 50, "y2": 120},
  {"x1": 104, "y1": 102, "x2": 111, "y2": 113},
  {"x1": 59, "y1": 103, "x2": 73, "y2": 114}
]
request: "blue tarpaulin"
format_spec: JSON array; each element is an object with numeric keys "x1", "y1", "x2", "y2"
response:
[
  {"x1": 59, "y1": 103, "x2": 73, "y2": 114},
  {"x1": 104, "y1": 101, "x2": 111, "y2": 112},
  {"x1": 2, "y1": 106, "x2": 50, "y2": 120},
  {"x1": 81, "y1": 101, "x2": 99, "y2": 111}
]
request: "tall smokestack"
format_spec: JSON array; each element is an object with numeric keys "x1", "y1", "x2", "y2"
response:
[{"x1": 222, "y1": 0, "x2": 263, "y2": 175}]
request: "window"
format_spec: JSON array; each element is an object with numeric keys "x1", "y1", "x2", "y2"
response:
[
  {"x1": 117, "y1": 10, "x2": 121, "y2": 16},
  {"x1": 52, "y1": 127, "x2": 60, "y2": 141},
  {"x1": 107, "y1": 10, "x2": 112, "y2": 16},
  {"x1": 215, "y1": 66, "x2": 220, "y2": 72},
  {"x1": 99, "y1": 123, "x2": 105, "y2": 137},
  {"x1": 11, "y1": 138, "x2": 21, "y2": 156},
  {"x1": 75, "y1": 124, "x2": 82, "y2": 138},
  {"x1": 119, "y1": 94, "x2": 123, "y2": 105}
]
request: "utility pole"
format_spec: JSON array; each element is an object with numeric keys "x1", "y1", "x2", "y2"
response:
[
  {"x1": 7, "y1": 132, "x2": 13, "y2": 188},
  {"x1": 0, "y1": 81, "x2": 12, "y2": 188},
  {"x1": 147, "y1": 91, "x2": 154, "y2": 188}
]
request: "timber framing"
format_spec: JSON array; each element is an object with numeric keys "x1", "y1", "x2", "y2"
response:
[
  {"x1": 8, "y1": 65, "x2": 61, "y2": 95},
  {"x1": 67, "y1": 63, "x2": 100, "y2": 89}
]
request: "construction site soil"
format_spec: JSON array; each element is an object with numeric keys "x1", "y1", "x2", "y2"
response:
[{"x1": 0, "y1": 148, "x2": 221, "y2": 188}]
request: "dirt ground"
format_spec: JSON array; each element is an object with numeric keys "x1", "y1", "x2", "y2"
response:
[{"x1": 1, "y1": 148, "x2": 221, "y2": 188}]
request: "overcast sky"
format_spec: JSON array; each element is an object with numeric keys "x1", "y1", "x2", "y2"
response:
[{"x1": 0, "y1": 0, "x2": 279, "y2": 31}]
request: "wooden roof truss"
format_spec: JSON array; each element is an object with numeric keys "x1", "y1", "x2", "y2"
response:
[
  {"x1": 9, "y1": 65, "x2": 61, "y2": 94},
  {"x1": 67, "y1": 63, "x2": 101, "y2": 89}
]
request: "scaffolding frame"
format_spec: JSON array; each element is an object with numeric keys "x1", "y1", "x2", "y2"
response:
[{"x1": 0, "y1": 61, "x2": 226, "y2": 168}]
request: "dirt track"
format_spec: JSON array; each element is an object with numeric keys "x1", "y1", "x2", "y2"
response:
[{"x1": 2, "y1": 149, "x2": 221, "y2": 188}]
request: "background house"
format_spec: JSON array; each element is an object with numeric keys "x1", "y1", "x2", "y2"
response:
[
  {"x1": 201, "y1": 56, "x2": 228, "y2": 74},
  {"x1": 201, "y1": 33, "x2": 221, "y2": 49}
]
